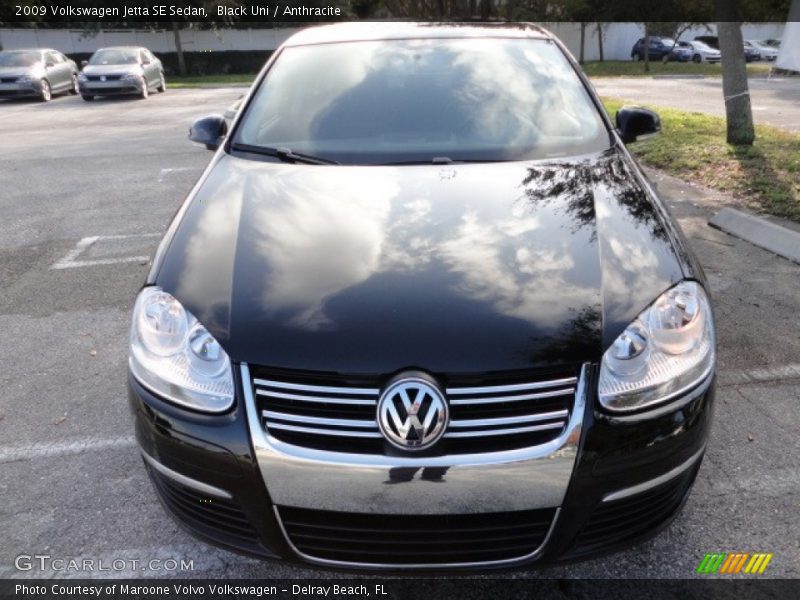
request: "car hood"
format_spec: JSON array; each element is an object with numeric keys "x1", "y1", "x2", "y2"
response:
[
  {"x1": 153, "y1": 148, "x2": 688, "y2": 374},
  {"x1": 82, "y1": 64, "x2": 141, "y2": 76}
]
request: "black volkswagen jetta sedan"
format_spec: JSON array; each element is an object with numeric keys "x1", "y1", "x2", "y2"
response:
[{"x1": 129, "y1": 23, "x2": 716, "y2": 569}]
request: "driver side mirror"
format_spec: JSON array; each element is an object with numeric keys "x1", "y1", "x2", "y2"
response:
[
  {"x1": 142, "y1": 59, "x2": 151, "y2": 66},
  {"x1": 189, "y1": 115, "x2": 228, "y2": 151},
  {"x1": 616, "y1": 106, "x2": 661, "y2": 143},
  {"x1": 45, "y1": 61, "x2": 55, "y2": 68},
  {"x1": 81, "y1": 60, "x2": 88, "y2": 68}
]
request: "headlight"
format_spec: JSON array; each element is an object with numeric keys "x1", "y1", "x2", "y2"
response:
[
  {"x1": 78, "y1": 73, "x2": 88, "y2": 81},
  {"x1": 121, "y1": 72, "x2": 140, "y2": 80},
  {"x1": 598, "y1": 281, "x2": 715, "y2": 413},
  {"x1": 129, "y1": 286, "x2": 234, "y2": 413},
  {"x1": 17, "y1": 75, "x2": 33, "y2": 84}
]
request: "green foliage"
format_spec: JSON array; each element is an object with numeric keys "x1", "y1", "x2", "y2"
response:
[{"x1": 603, "y1": 97, "x2": 800, "y2": 221}]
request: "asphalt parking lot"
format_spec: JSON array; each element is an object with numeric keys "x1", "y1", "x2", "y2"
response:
[
  {"x1": 592, "y1": 76, "x2": 800, "y2": 132},
  {"x1": 1, "y1": 89, "x2": 799, "y2": 580}
]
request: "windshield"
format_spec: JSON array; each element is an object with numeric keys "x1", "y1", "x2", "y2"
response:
[
  {"x1": 89, "y1": 49, "x2": 139, "y2": 66},
  {"x1": 234, "y1": 38, "x2": 610, "y2": 165},
  {"x1": 0, "y1": 51, "x2": 41, "y2": 67}
]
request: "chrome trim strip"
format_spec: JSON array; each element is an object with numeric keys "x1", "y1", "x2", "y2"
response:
[
  {"x1": 263, "y1": 410, "x2": 377, "y2": 429},
  {"x1": 444, "y1": 422, "x2": 565, "y2": 438},
  {"x1": 449, "y1": 387, "x2": 575, "y2": 405},
  {"x1": 267, "y1": 422, "x2": 383, "y2": 438},
  {"x1": 273, "y1": 505, "x2": 561, "y2": 570},
  {"x1": 446, "y1": 377, "x2": 577, "y2": 395},
  {"x1": 253, "y1": 378, "x2": 379, "y2": 395},
  {"x1": 602, "y1": 446, "x2": 706, "y2": 503},
  {"x1": 244, "y1": 363, "x2": 587, "y2": 515},
  {"x1": 256, "y1": 389, "x2": 376, "y2": 405},
  {"x1": 140, "y1": 449, "x2": 233, "y2": 499},
  {"x1": 449, "y1": 409, "x2": 569, "y2": 428},
  {"x1": 243, "y1": 362, "x2": 587, "y2": 468}
]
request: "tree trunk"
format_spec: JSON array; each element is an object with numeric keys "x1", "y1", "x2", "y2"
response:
[
  {"x1": 172, "y1": 22, "x2": 187, "y2": 77},
  {"x1": 715, "y1": 4, "x2": 755, "y2": 145},
  {"x1": 597, "y1": 24, "x2": 604, "y2": 62},
  {"x1": 479, "y1": 0, "x2": 490, "y2": 19},
  {"x1": 468, "y1": 0, "x2": 476, "y2": 17},
  {"x1": 579, "y1": 23, "x2": 586, "y2": 64}
]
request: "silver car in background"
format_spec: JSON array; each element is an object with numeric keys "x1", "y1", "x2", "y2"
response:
[
  {"x1": 747, "y1": 40, "x2": 779, "y2": 61},
  {"x1": 678, "y1": 40, "x2": 721, "y2": 63},
  {"x1": 0, "y1": 49, "x2": 78, "y2": 101},
  {"x1": 79, "y1": 47, "x2": 165, "y2": 101}
]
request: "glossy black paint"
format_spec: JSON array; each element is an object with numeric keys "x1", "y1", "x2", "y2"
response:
[
  {"x1": 189, "y1": 114, "x2": 227, "y2": 151},
  {"x1": 128, "y1": 368, "x2": 715, "y2": 567},
  {"x1": 616, "y1": 106, "x2": 662, "y2": 144},
  {"x1": 133, "y1": 22, "x2": 715, "y2": 569},
  {"x1": 151, "y1": 147, "x2": 693, "y2": 374}
]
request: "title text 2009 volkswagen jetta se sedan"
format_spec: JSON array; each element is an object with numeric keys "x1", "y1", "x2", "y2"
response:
[{"x1": 128, "y1": 23, "x2": 716, "y2": 570}]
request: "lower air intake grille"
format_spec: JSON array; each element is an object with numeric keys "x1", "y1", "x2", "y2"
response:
[
  {"x1": 146, "y1": 462, "x2": 258, "y2": 546},
  {"x1": 278, "y1": 506, "x2": 556, "y2": 566},
  {"x1": 566, "y1": 464, "x2": 698, "y2": 558}
]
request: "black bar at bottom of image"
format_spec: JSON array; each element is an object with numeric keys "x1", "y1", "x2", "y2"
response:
[{"x1": 1, "y1": 579, "x2": 799, "y2": 600}]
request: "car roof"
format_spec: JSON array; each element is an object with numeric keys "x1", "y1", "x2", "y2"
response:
[
  {"x1": 2, "y1": 48, "x2": 47, "y2": 53},
  {"x1": 95, "y1": 46, "x2": 145, "y2": 51},
  {"x1": 284, "y1": 22, "x2": 551, "y2": 47}
]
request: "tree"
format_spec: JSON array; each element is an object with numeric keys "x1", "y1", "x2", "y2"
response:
[
  {"x1": 715, "y1": 0, "x2": 755, "y2": 144},
  {"x1": 596, "y1": 23, "x2": 608, "y2": 62},
  {"x1": 172, "y1": 22, "x2": 187, "y2": 77}
]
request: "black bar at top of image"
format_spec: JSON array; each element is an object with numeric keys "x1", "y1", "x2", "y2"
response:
[
  {"x1": 1, "y1": 579, "x2": 799, "y2": 600},
  {"x1": 0, "y1": 0, "x2": 796, "y2": 25}
]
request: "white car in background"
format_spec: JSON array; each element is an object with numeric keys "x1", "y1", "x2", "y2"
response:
[
  {"x1": 747, "y1": 40, "x2": 779, "y2": 61},
  {"x1": 678, "y1": 40, "x2": 721, "y2": 63}
]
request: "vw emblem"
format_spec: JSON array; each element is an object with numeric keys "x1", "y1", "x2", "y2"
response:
[
  {"x1": 377, "y1": 375, "x2": 448, "y2": 451},
  {"x1": 100, "y1": 75, "x2": 106, "y2": 82}
]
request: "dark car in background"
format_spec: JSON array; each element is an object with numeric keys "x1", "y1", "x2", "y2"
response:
[
  {"x1": 742, "y1": 41, "x2": 762, "y2": 62},
  {"x1": 0, "y1": 49, "x2": 78, "y2": 101},
  {"x1": 129, "y1": 23, "x2": 716, "y2": 570},
  {"x1": 693, "y1": 35, "x2": 719, "y2": 49},
  {"x1": 79, "y1": 46, "x2": 165, "y2": 101},
  {"x1": 631, "y1": 37, "x2": 690, "y2": 62}
]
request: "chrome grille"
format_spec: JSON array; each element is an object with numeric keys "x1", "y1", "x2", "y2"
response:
[
  {"x1": 87, "y1": 74, "x2": 123, "y2": 82},
  {"x1": 251, "y1": 370, "x2": 577, "y2": 455}
]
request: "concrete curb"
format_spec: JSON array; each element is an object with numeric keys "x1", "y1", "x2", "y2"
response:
[
  {"x1": 709, "y1": 207, "x2": 800, "y2": 265},
  {"x1": 652, "y1": 74, "x2": 706, "y2": 79}
]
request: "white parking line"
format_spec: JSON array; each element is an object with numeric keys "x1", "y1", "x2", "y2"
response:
[
  {"x1": 719, "y1": 363, "x2": 800, "y2": 387},
  {"x1": 158, "y1": 167, "x2": 197, "y2": 182},
  {"x1": 0, "y1": 436, "x2": 136, "y2": 464},
  {"x1": 51, "y1": 233, "x2": 161, "y2": 269}
]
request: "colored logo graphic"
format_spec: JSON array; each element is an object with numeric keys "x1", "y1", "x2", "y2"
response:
[{"x1": 696, "y1": 552, "x2": 773, "y2": 574}]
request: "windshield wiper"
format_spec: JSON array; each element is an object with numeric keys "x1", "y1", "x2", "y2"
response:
[
  {"x1": 377, "y1": 157, "x2": 513, "y2": 166},
  {"x1": 230, "y1": 143, "x2": 339, "y2": 165}
]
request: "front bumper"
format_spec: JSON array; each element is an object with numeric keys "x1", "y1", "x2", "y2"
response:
[
  {"x1": 79, "y1": 78, "x2": 143, "y2": 96},
  {"x1": 0, "y1": 81, "x2": 41, "y2": 98},
  {"x1": 129, "y1": 364, "x2": 715, "y2": 570}
]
